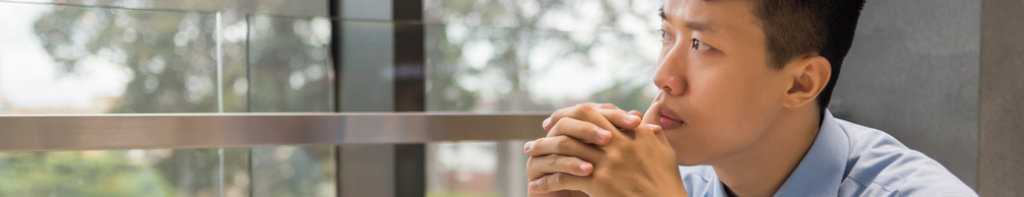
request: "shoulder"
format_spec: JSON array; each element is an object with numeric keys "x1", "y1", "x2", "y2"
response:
[{"x1": 836, "y1": 119, "x2": 977, "y2": 197}]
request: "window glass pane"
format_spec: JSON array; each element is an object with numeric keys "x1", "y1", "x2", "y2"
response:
[
  {"x1": 7, "y1": 0, "x2": 330, "y2": 114},
  {"x1": 0, "y1": 2, "x2": 248, "y2": 197},
  {"x1": 427, "y1": 141, "x2": 496, "y2": 197},
  {"x1": 250, "y1": 146, "x2": 335, "y2": 197},
  {"x1": 0, "y1": 2, "x2": 220, "y2": 114},
  {"x1": 247, "y1": 15, "x2": 334, "y2": 112},
  {"x1": 246, "y1": 15, "x2": 336, "y2": 197},
  {"x1": 426, "y1": 24, "x2": 660, "y2": 112},
  {"x1": 0, "y1": 148, "x2": 249, "y2": 197}
]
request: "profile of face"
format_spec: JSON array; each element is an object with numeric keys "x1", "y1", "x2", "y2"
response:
[{"x1": 655, "y1": 0, "x2": 794, "y2": 166}]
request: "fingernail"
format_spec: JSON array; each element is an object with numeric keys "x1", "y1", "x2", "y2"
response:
[
  {"x1": 625, "y1": 115, "x2": 640, "y2": 123},
  {"x1": 542, "y1": 118, "x2": 551, "y2": 127},
  {"x1": 529, "y1": 180, "x2": 539, "y2": 191},
  {"x1": 524, "y1": 141, "x2": 534, "y2": 153},
  {"x1": 579, "y1": 163, "x2": 592, "y2": 173},
  {"x1": 595, "y1": 129, "x2": 611, "y2": 143}
]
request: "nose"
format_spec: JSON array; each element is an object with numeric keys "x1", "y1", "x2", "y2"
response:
[{"x1": 653, "y1": 53, "x2": 686, "y2": 97}]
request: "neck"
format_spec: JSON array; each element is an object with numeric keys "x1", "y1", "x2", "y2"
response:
[{"x1": 711, "y1": 107, "x2": 822, "y2": 197}]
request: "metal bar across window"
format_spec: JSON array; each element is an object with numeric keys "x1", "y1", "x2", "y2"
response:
[{"x1": 0, "y1": 113, "x2": 548, "y2": 152}]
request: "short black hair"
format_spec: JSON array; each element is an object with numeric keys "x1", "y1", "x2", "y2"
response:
[{"x1": 753, "y1": 0, "x2": 866, "y2": 114}]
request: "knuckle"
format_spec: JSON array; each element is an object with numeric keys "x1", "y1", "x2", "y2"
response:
[
  {"x1": 550, "y1": 173, "x2": 564, "y2": 186},
  {"x1": 553, "y1": 108, "x2": 567, "y2": 117},
  {"x1": 593, "y1": 170, "x2": 606, "y2": 181},
  {"x1": 575, "y1": 104, "x2": 595, "y2": 115},
  {"x1": 606, "y1": 150, "x2": 622, "y2": 162},
  {"x1": 555, "y1": 136, "x2": 573, "y2": 151},
  {"x1": 593, "y1": 172, "x2": 611, "y2": 183},
  {"x1": 599, "y1": 103, "x2": 617, "y2": 109},
  {"x1": 547, "y1": 155, "x2": 560, "y2": 167}
]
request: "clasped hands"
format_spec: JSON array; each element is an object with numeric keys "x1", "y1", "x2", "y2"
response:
[{"x1": 525, "y1": 102, "x2": 688, "y2": 197}]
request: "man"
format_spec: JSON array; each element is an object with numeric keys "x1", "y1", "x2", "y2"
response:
[{"x1": 523, "y1": 0, "x2": 977, "y2": 196}]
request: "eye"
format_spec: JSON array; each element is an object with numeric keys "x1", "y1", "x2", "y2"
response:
[
  {"x1": 692, "y1": 39, "x2": 713, "y2": 52},
  {"x1": 660, "y1": 29, "x2": 671, "y2": 43}
]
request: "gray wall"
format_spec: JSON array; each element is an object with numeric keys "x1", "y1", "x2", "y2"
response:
[
  {"x1": 828, "y1": 0, "x2": 980, "y2": 189},
  {"x1": 980, "y1": 0, "x2": 1024, "y2": 195}
]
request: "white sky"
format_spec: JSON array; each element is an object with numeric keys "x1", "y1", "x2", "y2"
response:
[{"x1": 0, "y1": 3, "x2": 130, "y2": 110}]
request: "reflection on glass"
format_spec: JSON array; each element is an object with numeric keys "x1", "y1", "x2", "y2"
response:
[
  {"x1": 428, "y1": 142, "x2": 498, "y2": 197},
  {"x1": 247, "y1": 15, "x2": 333, "y2": 112},
  {"x1": 250, "y1": 146, "x2": 335, "y2": 197},
  {"x1": 0, "y1": 2, "x2": 248, "y2": 197},
  {"x1": 425, "y1": 24, "x2": 659, "y2": 112},
  {"x1": 0, "y1": 148, "x2": 249, "y2": 197},
  {"x1": 424, "y1": 0, "x2": 662, "y2": 112},
  {"x1": 247, "y1": 14, "x2": 336, "y2": 197},
  {"x1": 0, "y1": 2, "x2": 220, "y2": 114}
]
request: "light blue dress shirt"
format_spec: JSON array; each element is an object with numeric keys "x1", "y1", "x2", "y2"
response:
[{"x1": 678, "y1": 110, "x2": 977, "y2": 197}]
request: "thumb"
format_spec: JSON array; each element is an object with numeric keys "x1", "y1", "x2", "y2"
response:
[
  {"x1": 643, "y1": 102, "x2": 672, "y2": 147},
  {"x1": 642, "y1": 102, "x2": 663, "y2": 132}
]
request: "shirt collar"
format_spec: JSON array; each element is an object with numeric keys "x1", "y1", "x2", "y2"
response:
[{"x1": 772, "y1": 109, "x2": 851, "y2": 196}]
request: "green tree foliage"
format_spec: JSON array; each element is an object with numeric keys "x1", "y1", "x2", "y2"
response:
[
  {"x1": 33, "y1": 2, "x2": 218, "y2": 113},
  {"x1": 12, "y1": 0, "x2": 332, "y2": 196},
  {"x1": 424, "y1": 0, "x2": 660, "y2": 112}
]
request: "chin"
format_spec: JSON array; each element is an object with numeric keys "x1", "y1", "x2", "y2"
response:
[{"x1": 674, "y1": 153, "x2": 711, "y2": 166}]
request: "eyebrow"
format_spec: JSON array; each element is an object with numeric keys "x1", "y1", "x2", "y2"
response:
[
  {"x1": 686, "y1": 21, "x2": 716, "y2": 32},
  {"x1": 659, "y1": 7, "x2": 667, "y2": 21},
  {"x1": 659, "y1": 7, "x2": 717, "y2": 32}
]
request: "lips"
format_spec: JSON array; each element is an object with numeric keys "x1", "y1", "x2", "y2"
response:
[{"x1": 659, "y1": 105, "x2": 685, "y2": 130}]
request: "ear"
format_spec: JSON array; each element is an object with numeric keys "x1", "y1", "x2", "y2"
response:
[{"x1": 781, "y1": 55, "x2": 832, "y2": 108}]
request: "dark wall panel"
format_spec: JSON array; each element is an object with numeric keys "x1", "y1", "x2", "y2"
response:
[{"x1": 980, "y1": 0, "x2": 1024, "y2": 195}]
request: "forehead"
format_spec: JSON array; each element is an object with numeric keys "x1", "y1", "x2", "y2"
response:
[{"x1": 662, "y1": 0, "x2": 761, "y2": 33}]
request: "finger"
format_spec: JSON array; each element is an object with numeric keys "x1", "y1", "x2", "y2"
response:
[
  {"x1": 544, "y1": 103, "x2": 633, "y2": 131},
  {"x1": 622, "y1": 110, "x2": 661, "y2": 135},
  {"x1": 642, "y1": 102, "x2": 662, "y2": 126},
  {"x1": 526, "y1": 154, "x2": 594, "y2": 180},
  {"x1": 525, "y1": 135, "x2": 603, "y2": 161},
  {"x1": 632, "y1": 123, "x2": 666, "y2": 143},
  {"x1": 628, "y1": 110, "x2": 643, "y2": 118},
  {"x1": 543, "y1": 103, "x2": 641, "y2": 132},
  {"x1": 618, "y1": 102, "x2": 663, "y2": 140},
  {"x1": 650, "y1": 124, "x2": 670, "y2": 145},
  {"x1": 546, "y1": 117, "x2": 613, "y2": 145},
  {"x1": 529, "y1": 172, "x2": 590, "y2": 193},
  {"x1": 643, "y1": 102, "x2": 672, "y2": 146}
]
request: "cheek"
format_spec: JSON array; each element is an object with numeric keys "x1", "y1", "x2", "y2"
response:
[
  {"x1": 693, "y1": 68, "x2": 779, "y2": 127},
  {"x1": 671, "y1": 66, "x2": 782, "y2": 164}
]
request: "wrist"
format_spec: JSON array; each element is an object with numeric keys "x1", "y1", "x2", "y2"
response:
[{"x1": 654, "y1": 171, "x2": 689, "y2": 197}]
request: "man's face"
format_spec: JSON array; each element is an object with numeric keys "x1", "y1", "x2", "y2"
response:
[{"x1": 655, "y1": 0, "x2": 788, "y2": 165}]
